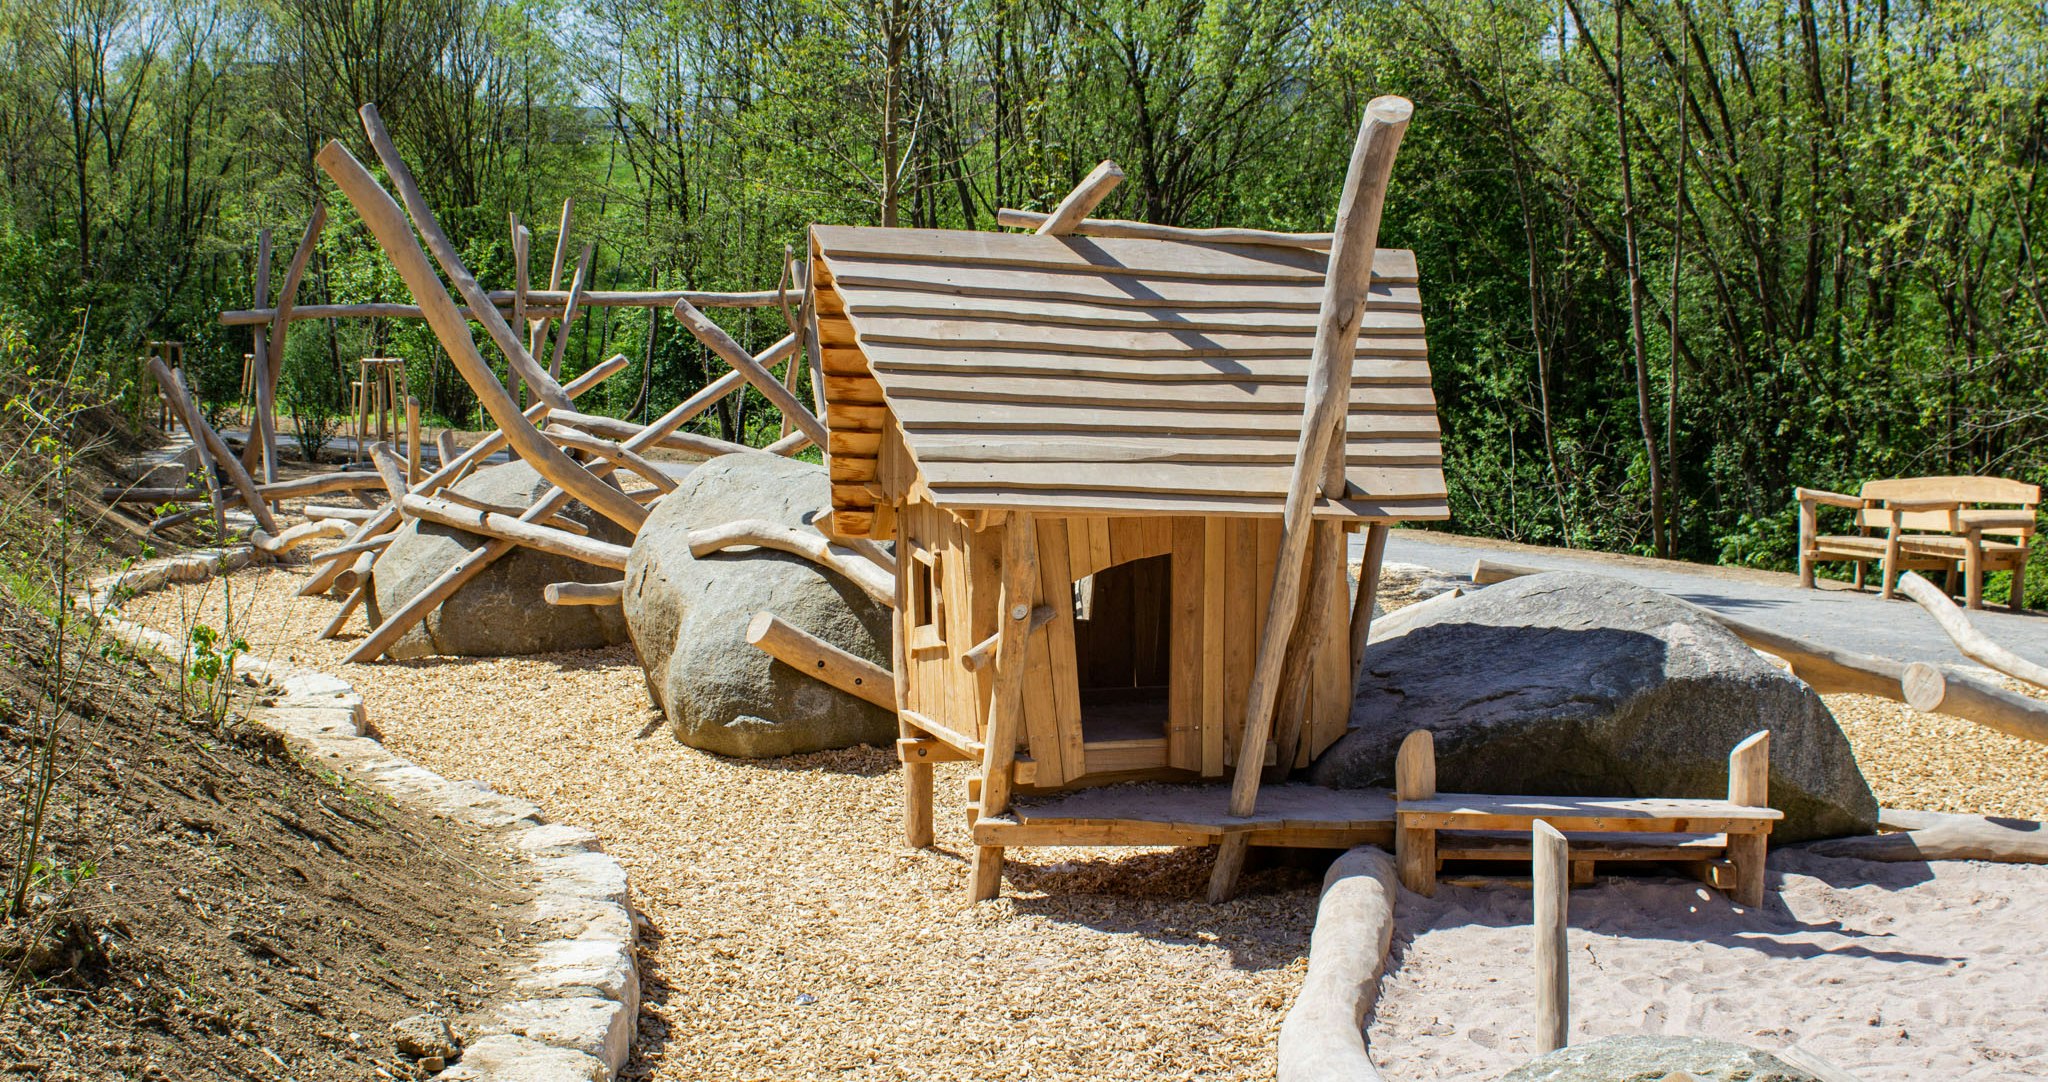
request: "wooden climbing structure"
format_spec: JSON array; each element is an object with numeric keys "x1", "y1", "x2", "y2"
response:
[{"x1": 812, "y1": 97, "x2": 1448, "y2": 901}]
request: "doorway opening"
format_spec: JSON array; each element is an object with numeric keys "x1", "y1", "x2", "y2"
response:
[{"x1": 1070, "y1": 553, "x2": 1173, "y2": 745}]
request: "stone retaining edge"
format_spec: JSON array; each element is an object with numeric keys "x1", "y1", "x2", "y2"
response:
[{"x1": 84, "y1": 546, "x2": 638, "y2": 1082}]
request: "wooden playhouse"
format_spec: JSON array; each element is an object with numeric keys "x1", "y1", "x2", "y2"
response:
[{"x1": 808, "y1": 100, "x2": 1452, "y2": 900}]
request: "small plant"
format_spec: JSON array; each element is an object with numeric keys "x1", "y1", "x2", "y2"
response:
[{"x1": 185, "y1": 621, "x2": 249, "y2": 726}]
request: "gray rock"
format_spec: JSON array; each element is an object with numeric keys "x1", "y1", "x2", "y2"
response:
[
  {"x1": 392, "y1": 1013, "x2": 460, "y2": 1059},
  {"x1": 622, "y1": 454, "x2": 895, "y2": 758},
  {"x1": 1501, "y1": 1035, "x2": 1822, "y2": 1081},
  {"x1": 367, "y1": 461, "x2": 630, "y2": 658},
  {"x1": 1310, "y1": 572, "x2": 1877, "y2": 843}
]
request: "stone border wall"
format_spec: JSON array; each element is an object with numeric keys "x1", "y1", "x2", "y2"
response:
[{"x1": 85, "y1": 547, "x2": 639, "y2": 1082}]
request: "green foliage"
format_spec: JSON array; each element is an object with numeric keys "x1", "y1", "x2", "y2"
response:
[{"x1": 0, "y1": 0, "x2": 2043, "y2": 572}]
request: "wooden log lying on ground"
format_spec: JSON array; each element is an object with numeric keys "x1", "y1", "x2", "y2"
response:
[
  {"x1": 1467, "y1": 558, "x2": 2048, "y2": 744},
  {"x1": 311, "y1": 531, "x2": 394, "y2": 560},
  {"x1": 997, "y1": 208, "x2": 1334, "y2": 249},
  {"x1": 1897, "y1": 571, "x2": 2048, "y2": 690},
  {"x1": 543, "y1": 425, "x2": 677, "y2": 492},
  {"x1": 745, "y1": 610, "x2": 896, "y2": 710},
  {"x1": 1805, "y1": 808, "x2": 2048, "y2": 864},
  {"x1": 544, "y1": 581, "x2": 623, "y2": 607},
  {"x1": 685, "y1": 519, "x2": 895, "y2": 605},
  {"x1": 302, "y1": 503, "x2": 379, "y2": 523},
  {"x1": 102, "y1": 470, "x2": 388, "y2": 506},
  {"x1": 1275, "y1": 846, "x2": 1398, "y2": 1082},
  {"x1": 400, "y1": 493, "x2": 629, "y2": 570},
  {"x1": 251, "y1": 518, "x2": 353, "y2": 555}
]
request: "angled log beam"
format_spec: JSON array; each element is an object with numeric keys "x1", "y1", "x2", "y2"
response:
[
  {"x1": 433, "y1": 487, "x2": 589, "y2": 535},
  {"x1": 1036, "y1": 160, "x2": 1124, "y2": 235},
  {"x1": 1229, "y1": 96, "x2": 1412, "y2": 819},
  {"x1": 551, "y1": 413, "x2": 755, "y2": 460},
  {"x1": 249, "y1": 204, "x2": 326, "y2": 480},
  {"x1": 746, "y1": 610, "x2": 896, "y2": 710},
  {"x1": 251, "y1": 518, "x2": 353, "y2": 556},
  {"x1": 315, "y1": 133, "x2": 645, "y2": 533},
  {"x1": 686, "y1": 519, "x2": 895, "y2": 605},
  {"x1": 543, "y1": 424, "x2": 677, "y2": 492},
  {"x1": 357, "y1": 104, "x2": 569, "y2": 411},
  {"x1": 216, "y1": 289, "x2": 788, "y2": 326},
  {"x1": 670, "y1": 305, "x2": 827, "y2": 446},
  {"x1": 345, "y1": 357, "x2": 722, "y2": 662},
  {"x1": 297, "y1": 354, "x2": 627, "y2": 597},
  {"x1": 368, "y1": 442, "x2": 410, "y2": 503},
  {"x1": 146, "y1": 356, "x2": 277, "y2": 535},
  {"x1": 546, "y1": 242, "x2": 593, "y2": 380},
  {"x1": 401, "y1": 493, "x2": 629, "y2": 570},
  {"x1": 169, "y1": 369, "x2": 228, "y2": 536}
]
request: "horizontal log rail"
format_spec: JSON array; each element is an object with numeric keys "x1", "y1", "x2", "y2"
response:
[
  {"x1": 218, "y1": 287, "x2": 791, "y2": 326},
  {"x1": 686, "y1": 519, "x2": 895, "y2": 605},
  {"x1": 401, "y1": 493, "x2": 629, "y2": 569}
]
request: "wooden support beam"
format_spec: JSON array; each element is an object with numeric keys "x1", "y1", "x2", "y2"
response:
[
  {"x1": 316, "y1": 130, "x2": 645, "y2": 532},
  {"x1": 686, "y1": 519, "x2": 895, "y2": 606},
  {"x1": 400, "y1": 493, "x2": 629, "y2": 569},
  {"x1": 959, "y1": 605, "x2": 1056, "y2": 673},
  {"x1": 996, "y1": 209, "x2": 1335, "y2": 249},
  {"x1": 1348, "y1": 523, "x2": 1390, "y2": 682},
  {"x1": 247, "y1": 231, "x2": 272, "y2": 479},
  {"x1": 1532, "y1": 819, "x2": 1570, "y2": 1055},
  {"x1": 368, "y1": 442, "x2": 410, "y2": 503},
  {"x1": 546, "y1": 242, "x2": 593, "y2": 379},
  {"x1": 320, "y1": 580, "x2": 369, "y2": 640},
  {"x1": 146, "y1": 356, "x2": 277, "y2": 535},
  {"x1": 745, "y1": 610, "x2": 896, "y2": 710},
  {"x1": 435, "y1": 430, "x2": 460, "y2": 473},
  {"x1": 543, "y1": 581, "x2": 623, "y2": 607},
  {"x1": 170, "y1": 369, "x2": 228, "y2": 536},
  {"x1": 1726, "y1": 731, "x2": 1770, "y2": 907},
  {"x1": 1230, "y1": 96, "x2": 1412, "y2": 819},
  {"x1": 1395, "y1": 729, "x2": 1436, "y2": 896},
  {"x1": 1035, "y1": 160, "x2": 1124, "y2": 236},
  {"x1": 332, "y1": 549, "x2": 377, "y2": 597},
  {"x1": 405, "y1": 397, "x2": 422, "y2": 484},
  {"x1": 970, "y1": 516, "x2": 1039, "y2": 902},
  {"x1": 671, "y1": 303, "x2": 829, "y2": 446},
  {"x1": 433, "y1": 488, "x2": 589, "y2": 534}
]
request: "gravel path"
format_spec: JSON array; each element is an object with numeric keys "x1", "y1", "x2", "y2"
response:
[{"x1": 123, "y1": 562, "x2": 2048, "y2": 1078}]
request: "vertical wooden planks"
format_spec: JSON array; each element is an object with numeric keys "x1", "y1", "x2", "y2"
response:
[
  {"x1": 971, "y1": 515, "x2": 1041, "y2": 901},
  {"x1": 1021, "y1": 518, "x2": 1069, "y2": 786},
  {"x1": 1306, "y1": 535, "x2": 1351, "y2": 765},
  {"x1": 1169, "y1": 517, "x2": 1204, "y2": 771},
  {"x1": 1201, "y1": 518, "x2": 1227, "y2": 777},
  {"x1": 1222, "y1": 517, "x2": 1257, "y2": 764},
  {"x1": 1038, "y1": 519, "x2": 1088, "y2": 781}
]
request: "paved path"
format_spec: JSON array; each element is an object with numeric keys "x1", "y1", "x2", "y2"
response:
[{"x1": 1356, "y1": 528, "x2": 2048, "y2": 670}]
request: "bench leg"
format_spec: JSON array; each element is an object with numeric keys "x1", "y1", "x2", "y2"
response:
[
  {"x1": 1396, "y1": 823, "x2": 1436, "y2": 897},
  {"x1": 969, "y1": 845, "x2": 1004, "y2": 902},
  {"x1": 2012, "y1": 559, "x2": 2029, "y2": 612},
  {"x1": 1965, "y1": 532, "x2": 1984, "y2": 610},
  {"x1": 1726, "y1": 833, "x2": 1766, "y2": 908},
  {"x1": 1852, "y1": 560, "x2": 1866, "y2": 590},
  {"x1": 1570, "y1": 858, "x2": 1595, "y2": 887},
  {"x1": 1880, "y1": 533, "x2": 1901, "y2": 599},
  {"x1": 903, "y1": 761, "x2": 933, "y2": 848}
]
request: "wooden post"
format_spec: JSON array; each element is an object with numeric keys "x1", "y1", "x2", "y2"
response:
[
  {"x1": 1532, "y1": 819, "x2": 1569, "y2": 1055},
  {"x1": 547, "y1": 242, "x2": 593, "y2": 380},
  {"x1": 253, "y1": 204, "x2": 326, "y2": 481},
  {"x1": 316, "y1": 130, "x2": 645, "y2": 532},
  {"x1": 893, "y1": 535, "x2": 934, "y2": 849},
  {"x1": 1797, "y1": 496, "x2": 1819, "y2": 588},
  {"x1": 970, "y1": 516, "x2": 1039, "y2": 902},
  {"x1": 249, "y1": 231, "x2": 272, "y2": 469},
  {"x1": 1036, "y1": 160, "x2": 1124, "y2": 236},
  {"x1": 1229, "y1": 96, "x2": 1412, "y2": 819},
  {"x1": 405, "y1": 397, "x2": 422, "y2": 484},
  {"x1": 510, "y1": 212, "x2": 529, "y2": 406},
  {"x1": 1395, "y1": 729, "x2": 1436, "y2": 896},
  {"x1": 746, "y1": 611, "x2": 896, "y2": 710},
  {"x1": 527, "y1": 198, "x2": 574, "y2": 365},
  {"x1": 1348, "y1": 523, "x2": 1390, "y2": 682},
  {"x1": 1726, "y1": 731, "x2": 1770, "y2": 908}
]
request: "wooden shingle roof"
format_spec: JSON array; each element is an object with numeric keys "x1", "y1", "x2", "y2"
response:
[{"x1": 809, "y1": 225, "x2": 1447, "y2": 536}]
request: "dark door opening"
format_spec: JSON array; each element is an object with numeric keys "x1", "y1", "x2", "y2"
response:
[{"x1": 1071, "y1": 553, "x2": 1173, "y2": 744}]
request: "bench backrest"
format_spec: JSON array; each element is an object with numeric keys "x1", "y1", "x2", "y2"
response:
[{"x1": 1855, "y1": 476, "x2": 2040, "y2": 538}]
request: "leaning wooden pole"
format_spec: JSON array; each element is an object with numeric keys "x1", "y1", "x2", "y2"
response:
[
  {"x1": 251, "y1": 204, "x2": 326, "y2": 481},
  {"x1": 147, "y1": 357, "x2": 278, "y2": 535},
  {"x1": 1227, "y1": 96, "x2": 1413, "y2": 819},
  {"x1": 1897, "y1": 571, "x2": 2048, "y2": 690},
  {"x1": 316, "y1": 126, "x2": 644, "y2": 532}
]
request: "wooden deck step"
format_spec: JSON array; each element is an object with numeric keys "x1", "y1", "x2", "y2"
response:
[
  {"x1": 974, "y1": 782, "x2": 1395, "y2": 849},
  {"x1": 1435, "y1": 830, "x2": 1728, "y2": 863},
  {"x1": 1399, "y1": 794, "x2": 1782, "y2": 834}
]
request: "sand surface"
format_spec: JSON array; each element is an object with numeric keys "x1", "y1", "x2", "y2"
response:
[
  {"x1": 1371, "y1": 851, "x2": 2048, "y2": 1079},
  {"x1": 124, "y1": 563, "x2": 2048, "y2": 1080}
]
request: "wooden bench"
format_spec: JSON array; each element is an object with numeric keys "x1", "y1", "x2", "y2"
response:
[
  {"x1": 1797, "y1": 476, "x2": 2039, "y2": 610},
  {"x1": 1393, "y1": 730, "x2": 1780, "y2": 906}
]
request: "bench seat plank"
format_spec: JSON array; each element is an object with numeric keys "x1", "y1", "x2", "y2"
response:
[{"x1": 1399, "y1": 793, "x2": 1780, "y2": 834}]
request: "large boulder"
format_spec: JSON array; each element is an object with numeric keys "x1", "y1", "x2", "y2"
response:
[
  {"x1": 367, "y1": 460, "x2": 630, "y2": 659},
  {"x1": 1310, "y1": 571, "x2": 1877, "y2": 842},
  {"x1": 1502, "y1": 1036, "x2": 1824, "y2": 1081},
  {"x1": 622, "y1": 454, "x2": 895, "y2": 758}
]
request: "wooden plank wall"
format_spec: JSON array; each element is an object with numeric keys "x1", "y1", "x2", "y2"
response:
[{"x1": 896, "y1": 498, "x2": 996, "y2": 754}]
